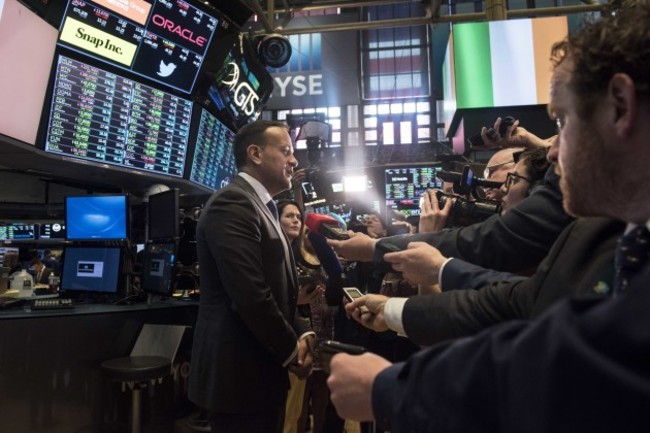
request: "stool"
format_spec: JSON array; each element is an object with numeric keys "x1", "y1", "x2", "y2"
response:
[
  {"x1": 101, "y1": 324, "x2": 188, "y2": 433},
  {"x1": 101, "y1": 355, "x2": 171, "y2": 433}
]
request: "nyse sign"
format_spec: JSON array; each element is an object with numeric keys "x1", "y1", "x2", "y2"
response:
[{"x1": 274, "y1": 74, "x2": 323, "y2": 97}]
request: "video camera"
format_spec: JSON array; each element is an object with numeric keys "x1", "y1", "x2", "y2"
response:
[{"x1": 435, "y1": 166, "x2": 501, "y2": 227}]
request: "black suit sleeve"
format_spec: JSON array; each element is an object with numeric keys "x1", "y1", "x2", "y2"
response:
[
  {"x1": 375, "y1": 167, "x2": 574, "y2": 273},
  {"x1": 373, "y1": 288, "x2": 650, "y2": 433}
]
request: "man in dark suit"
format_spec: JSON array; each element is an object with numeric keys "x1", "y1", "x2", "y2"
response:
[
  {"x1": 30, "y1": 257, "x2": 52, "y2": 285},
  {"x1": 188, "y1": 120, "x2": 314, "y2": 433},
  {"x1": 327, "y1": 4, "x2": 650, "y2": 431},
  {"x1": 338, "y1": 216, "x2": 623, "y2": 346},
  {"x1": 330, "y1": 164, "x2": 573, "y2": 275}
]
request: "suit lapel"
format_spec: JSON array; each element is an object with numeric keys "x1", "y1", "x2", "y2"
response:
[{"x1": 232, "y1": 177, "x2": 298, "y2": 297}]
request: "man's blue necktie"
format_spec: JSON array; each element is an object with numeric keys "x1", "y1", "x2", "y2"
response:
[
  {"x1": 266, "y1": 200, "x2": 279, "y2": 221},
  {"x1": 613, "y1": 226, "x2": 650, "y2": 294}
]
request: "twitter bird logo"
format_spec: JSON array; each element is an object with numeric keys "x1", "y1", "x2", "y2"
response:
[{"x1": 157, "y1": 60, "x2": 177, "y2": 77}]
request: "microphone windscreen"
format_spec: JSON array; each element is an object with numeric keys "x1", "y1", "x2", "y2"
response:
[{"x1": 327, "y1": 212, "x2": 347, "y2": 230}]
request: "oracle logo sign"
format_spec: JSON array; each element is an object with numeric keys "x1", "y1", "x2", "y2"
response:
[
  {"x1": 151, "y1": 14, "x2": 206, "y2": 48},
  {"x1": 222, "y1": 62, "x2": 260, "y2": 117}
]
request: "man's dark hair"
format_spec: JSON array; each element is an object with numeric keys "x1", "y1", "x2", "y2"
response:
[
  {"x1": 234, "y1": 120, "x2": 289, "y2": 170},
  {"x1": 520, "y1": 147, "x2": 550, "y2": 186},
  {"x1": 551, "y1": 3, "x2": 650, "y2": 115}
]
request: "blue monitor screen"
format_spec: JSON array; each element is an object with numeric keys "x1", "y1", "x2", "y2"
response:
[
  {"x1": 65, "y1": 195, "x2": 128, "y2": 240},
  {"x1": 60, "y1": 246, "x2": 122, "y2": 294},
  {"x1": 141, "y1": 242, "x2": 176, "y2": 295}
]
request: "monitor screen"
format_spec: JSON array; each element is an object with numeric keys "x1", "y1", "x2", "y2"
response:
[
  {"x1": 65, "y1": 195, "x2": 129, "y2": 241},
  {"x1": 141, "y1": 242, "x2": 176, "y2": 295},
  {"x1": 56, "y1": 0, "x2": 222, "y2": 94},
  {"x1": 0, "y1": 0, "x2": 58, "y2": 145},
  {"x1": 187, "y1": 107, "x2": 237, "y2": 191},
  {"x1": 194, "y1": 34, "x2": 274, "y2": 130},
  {"x1": 60, "y1": 246, "x2": 122, "y2": 294},
  {"x1": 39, "y1": 53, "x2": 192, "y2": 177},
  {"x1": 148, "y1": 189, "x2": 179, "y2": 240},
  {"x1": 0, "y1": 247, "x2": 20, "y2": 267},
  {"x1": 385, "y1": 166, "x2": 443, "y2": 217},
  {"x1": 0, "y1": 223, "x2": 36, "y2": 241},
  {"x1": 38, "y1": 223, "x2": 67, "y2": 240}
]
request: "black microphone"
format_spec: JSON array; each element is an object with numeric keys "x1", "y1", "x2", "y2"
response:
[{"x1": 307, "y1": 230, "x2": 345, "y2": 305}]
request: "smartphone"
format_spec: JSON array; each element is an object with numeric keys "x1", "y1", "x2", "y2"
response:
[
  {"x1": 318, "y1": 340, "x2": 367, "y2": 373},
  {"x1": 343, "y1": 287, "x2": 369, "y2": 313}
]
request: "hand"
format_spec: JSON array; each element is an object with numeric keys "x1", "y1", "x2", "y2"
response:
[
  {"x1": 291, "y1": 168, "x2": 308, "y2": 187},
  {"x1": 290, "y1": 336, "x2": 314, "y2": 379},
  {"x1": 345, "y1": 294, "x2": 390, "y2": 332},
  {"x1": 297, "y1": 283, "x2": 324, "y2": 305},
  {"x1": 418, "y1": 189, "x2": 452, "y2": 233},
  {"x1": 327, "y1": 232, "x2": 377, "y2": 262},
  {"x1": 327, "y1": 352, "x2": 392, "y2": 421},
  {"x1": 481, "y1": 117, "x2": 549, "y2": 150},
  {"x1": 383, "y1": 242, "x2": 447, "y2": 286}
]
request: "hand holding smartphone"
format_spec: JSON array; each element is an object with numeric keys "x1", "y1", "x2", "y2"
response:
[{"x1": 343, "y1": 287, "x2": 370, "y2": 314}]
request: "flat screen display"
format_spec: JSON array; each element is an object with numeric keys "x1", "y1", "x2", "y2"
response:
[
  {"x1": 187, "y1": 107, "x2": 237, "y2": 191},
  {"x1": 0, "y1": 0, "x2": 58, "y2": 145},
  {"x1": 38, "y1": 223, "x2": 67, "y2": 240},
  {"x1": 40, "y1": 54, "x2": 191, "y2": 177},
  {"x1": 194, "y1": 34, "x2": 274, "y2": 130},
  {"x1": 57, "y1": 0, "x2": 221, "y2": 94},
  {"x1": 65, "y1": 195, "x2": 129, "y2": 240},
  {"x1": 0, "y1": 223, "x2": 36, "y2": 241},
  {"x1": 141, "y1": 242, "x2": 176, "y2": 295},
  {"x1": 60, "y1": 246, "x2": 122, "y2": 294},
  {"x1": 0, "y1": 247, "x2": 20, "y2": 267},
  {"x1": 148, "y1": 189, "x2": 179, "y2": 240},
  {"x1": 385, "y1": 166, "x2": 443, "y2": 217}
]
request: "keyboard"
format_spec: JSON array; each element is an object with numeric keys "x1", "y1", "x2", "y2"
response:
[{"x1": 31, "y1": 298, "x2": 74, "y2": 310}]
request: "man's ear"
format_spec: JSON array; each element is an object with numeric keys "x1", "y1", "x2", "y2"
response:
[
  {"x1": 246, "y1": 144, "x2": 262, "y2": 166},
  {"x1": 609, "y1": 73, "x2": 637, "y2": 138}
]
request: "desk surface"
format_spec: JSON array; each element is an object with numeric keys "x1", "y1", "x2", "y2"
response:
[{"x1": 0, "y1": 297, "x2": 199, "y2": 319}]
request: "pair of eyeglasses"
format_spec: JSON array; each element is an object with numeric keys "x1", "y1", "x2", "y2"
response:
[{"x1": 504, "y1": 172, "x2": 533, "y2": 190}]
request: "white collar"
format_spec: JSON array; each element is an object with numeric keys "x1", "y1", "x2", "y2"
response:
[{"x1": 238, "y1": 172, "x2": 273, "y2": 206}]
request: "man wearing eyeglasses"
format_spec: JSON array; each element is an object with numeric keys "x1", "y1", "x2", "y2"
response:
[
  {"x1": 329, "y1": 5, "x2": 650, "y2": 430},
  {"x1": 481, "y1": 146, "x2": 524, "y2": 201}
]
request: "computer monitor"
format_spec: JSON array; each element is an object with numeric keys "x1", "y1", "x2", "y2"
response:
[
  {"x1": 56, "y1": 0, "x2": 223, "y2": 94},
  {"x1": 0, "y1": 223, "x2": 36, "y2": 241},
  {"x1": 38, "y1": 223, "x2": 66, "y2": 240},
  {"x1": 60, "y1": 246, "x2": 122, "y2": 294},
  {"x1": 148, "y1": 189, "x2": 179, "y2": 241},
  {"x1": 38, "y1": 53, "x2": 192, "y2": 178},
  {"x1": 384, "y1": 165, "x2": 443, "y2": 219},
  {"x1": 141, "y1": 242, "x2": 176, "y2": 296},
  {"x1": 0, "y1": 247, "x2": 19, "y2": 267},
  {"x1": 65, "y1": 195, "x2": 129, "y2": 241}
]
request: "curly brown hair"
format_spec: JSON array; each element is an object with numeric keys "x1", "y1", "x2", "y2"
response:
[{"x1": 551, "y1": 3, "x2": 650, "y2": 115}]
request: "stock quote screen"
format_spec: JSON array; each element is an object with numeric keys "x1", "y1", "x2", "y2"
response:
[
  {"x1": 188, "y1": 107, "x2": 236, "y2": 191},
  {"x1": 57, "y1": 0, "x2": 220, "y2": 94},
  {"x1": 42, "y1": 54, "x2": 191, "y2": 177},
  {"x1": 0, "y1": 223, "x2": 36, "y2": 241},
  {"x1": 385, "y1": 166, "x2": 443, "y2": 216}
]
